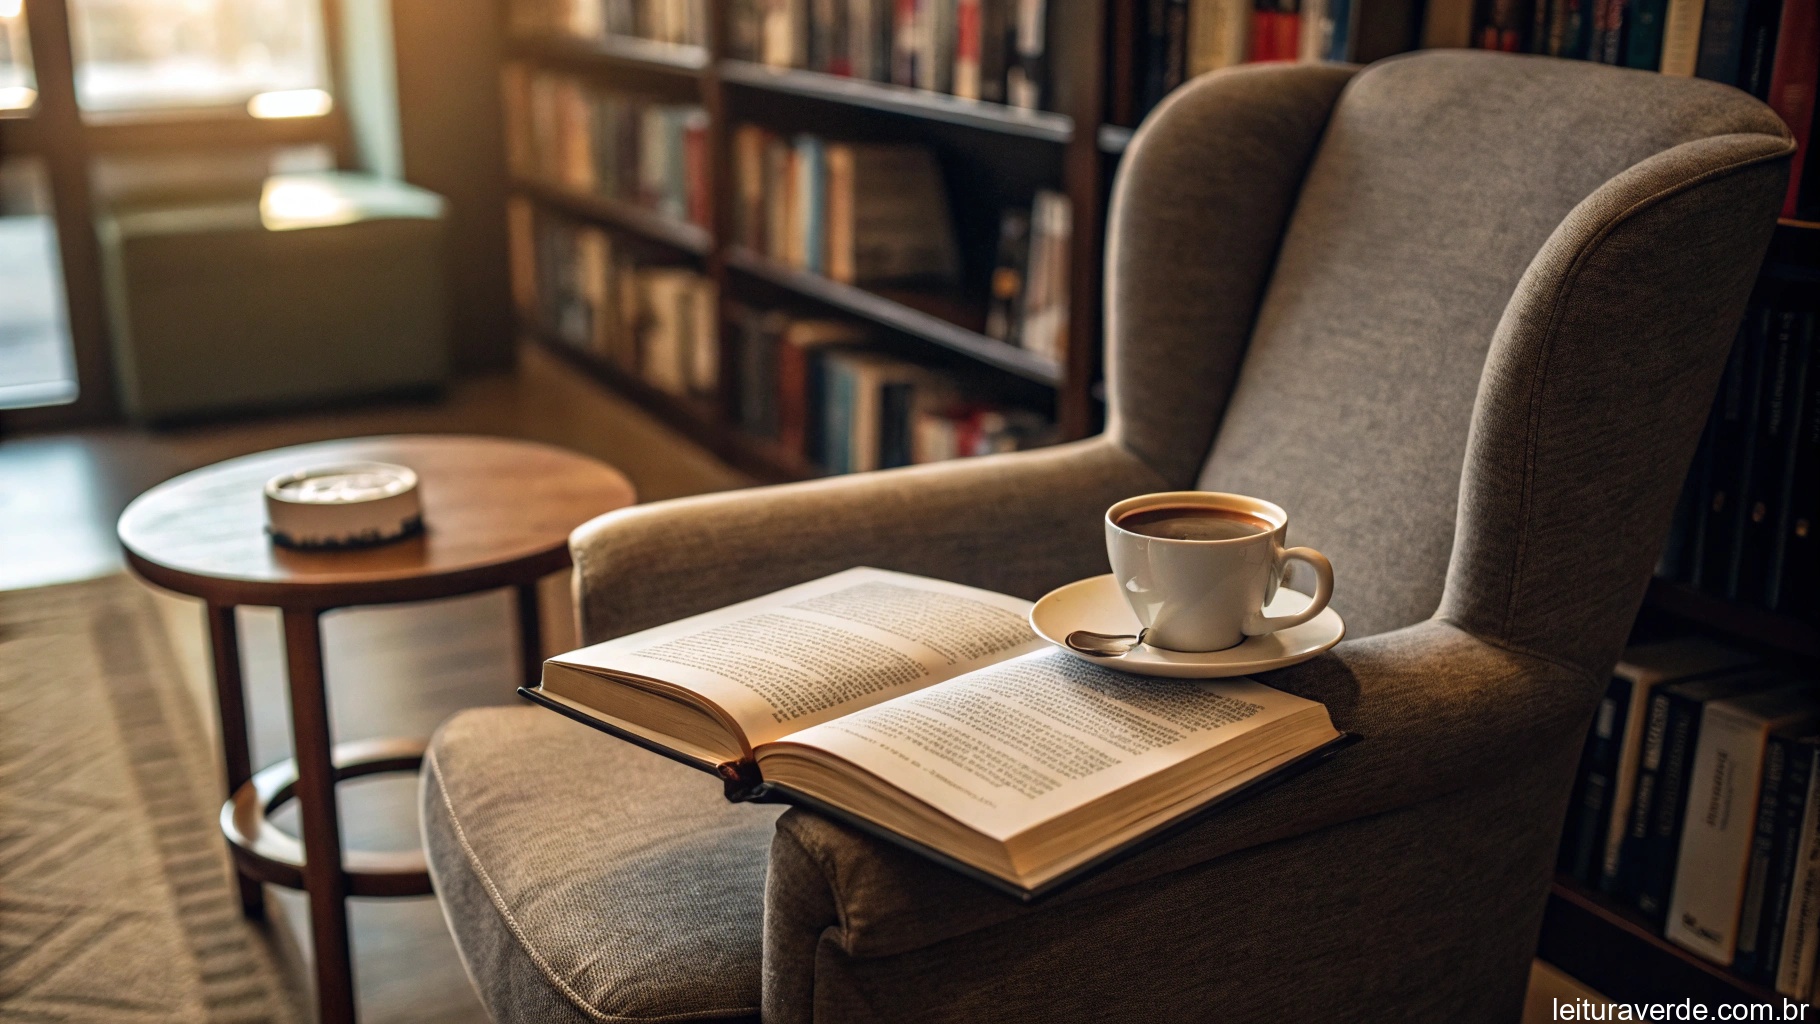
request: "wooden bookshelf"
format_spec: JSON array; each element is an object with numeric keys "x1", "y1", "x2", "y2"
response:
[
  {"x1": 1542, "y1": 877, "x2": 1785, "y2": 1006},
  {"x1": 512, "y1": 178, "x2": 713, "y2": 255},
  {"x1": 723, "y1": 247, "x2": 1065, "y2": 385},
  {"x1": 500, "y1": 0, "x2": 1123, "y2": 459},
  {"x1": 719, "y1": 60, "x2": 1076, "y2": 141},
  {"x1": 529, "y1": 326, "x2": 814, "y2": 483}
]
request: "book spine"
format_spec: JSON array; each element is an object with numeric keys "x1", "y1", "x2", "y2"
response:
[
  {"x1": 1617, "y1": 689, "x2": 1677, "y2": 903},
  {"x1": 1757, "y1": 736, "x2": 1814, "y2": 983},
  {"x1": 1771, "y1": 306, "x2": 1819, "y2": 617},
  {"x1": 880, "y1": 381, "x2": 915, "y2": 468},
  {"x1": 1007, "y1": 0, "x2": 1048, "y2": 109},
  {"x1": 1737, "y1": 301, "x2": 1805, "y2": 606},
  {"x1": 1778, "y1": 746, "x2": 1820, "y2": 996},
  {"x1": 1640, "y1": 690, "x2": 1706, "y2": 922},
  {"x1": 978, "y1": 0, "x2": 1010, "y2": 101},
  {"x1": 1740, "y1": 0, "x2": 1788, "y2": 97},
  {"x1": 776, "y1": 333, "x2": 807, "y2": 453},
  {"x1": 1766, "y1": 0, "x2": 1818, "y2": 217},
  {"x1": 1667, "y1": 705, "x2": 1772, "y2": 964},
  {"x1": 1696, "y1": 0, "x2": 1750, "y2": 82},
  {"x1": 1737, "y1": 734, "x2": 1790, "y2": 975},
  {"x1": 1327, "y1": 0, "x2": 1355, "y2": 58},
  {"x1": 1625, "y1": 0, "x2": 1669, "y2": 65},
  {"x1": 1565, "y1": 677, "x2": 1630, "y2": 882},
  {"x1": 1698, "y1": 306, "x2": 1770, "y2": 597},
  {"x1": 1660, "y1": 0, "x2": 1708, "y2": 71},
  {"x1": 954, "y1": 0, "x2": 983, "y2": 98}
]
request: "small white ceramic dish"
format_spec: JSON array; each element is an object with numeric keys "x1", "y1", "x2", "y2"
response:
[{"x1": 1029, "y1": 574, "x2": 1346, "y2": 679}]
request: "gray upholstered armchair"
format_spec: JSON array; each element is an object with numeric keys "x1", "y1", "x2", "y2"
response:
[{"x1": 422, "y1": 52, "x2": 1793, "y2": 1023}]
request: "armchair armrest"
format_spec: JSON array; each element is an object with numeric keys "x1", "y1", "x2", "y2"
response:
[
  {"x1": 760, "y1": 618, "x2": 1600, "y2": 1020},
  {"x1": 569, "y1": 437, "x2": 1167, "y2": 643}
]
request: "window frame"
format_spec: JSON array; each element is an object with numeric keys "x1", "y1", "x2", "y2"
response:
[{"x1": 1, "y1": 0, "x2": 351, "y2": 428}]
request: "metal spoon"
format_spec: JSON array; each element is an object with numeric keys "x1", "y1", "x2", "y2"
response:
[{"x1": 1065, "y1": 628, "x2": 1149, "y2": 658}]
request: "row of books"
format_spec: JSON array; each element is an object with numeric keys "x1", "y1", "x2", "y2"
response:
[
  {"x1": 728, "y1": 0, "x2": 1052, "y2": 109},
  {"x1": 1438, "y1": 0, "x2": 1817, "y2": 218},
  {"x1": 508, "y1": 0, "x2": 707, "y2": 47},
  {"x1": 1133, "y1": 0, "x2": 1356, "y2": 116},
  {"x1": 730, "y1": 126, "x2": 962, "y2": 286},
  {"x1": 508, "y1": 199, "x2": 718, "y2": 399},
  {"x1": 502, "y1": 66, "x2": 710, "y2": 228},
  {"x1": 1659, "y1": 286, "x2": 1818, "y2": 620},
  {"x1": 985, "y1": 191, "x2": 1071, "y2": 363},
  {"x1": 1560, "y1": 640, "x2": 1820, "y2": 995},
  {"x1": 730, "y1": 307, "x2": 1055, "y2": 472}
]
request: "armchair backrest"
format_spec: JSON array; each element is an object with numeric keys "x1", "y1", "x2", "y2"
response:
[{"x1": 1106, "y1": 51, "x2": 1792, "y2": 673}]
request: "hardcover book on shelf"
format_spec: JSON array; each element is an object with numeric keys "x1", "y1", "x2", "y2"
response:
[
  {"x1": 524, "y1": 567, "x2": 1350, "y2": 897},
  {"x1": 1777, "y1": 738, "x2": 1820, "y2": 996},
  {"x1": 1633, "y1": 670, "x2": 1789, "y2": 923},
  {"x1": 1735, "y1": 728, "x2": 1815, "y2": 980},
  {"x1": 1666, "y1": 681, "x2": 1820, "y2": 964},
  {"x1": 1593, "y1": 640, "x2": 1758, "y2": 898}
]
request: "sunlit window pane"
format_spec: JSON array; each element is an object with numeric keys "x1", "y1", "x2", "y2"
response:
[
  {"x1": 0, "y1": 0, "x2": 35, "y2": 113},
  {"x1": 70, "y1": 0, "x2": 329, "y2": 113},
  {"x1": 0, "y1": 159, "x2": 78, "y2": 409}
]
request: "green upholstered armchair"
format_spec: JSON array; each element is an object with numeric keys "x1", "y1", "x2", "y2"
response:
[{"x1": 421, "y1": 52, "x2": 1793, "y2": 1023}]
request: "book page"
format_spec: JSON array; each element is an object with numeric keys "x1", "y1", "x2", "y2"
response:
[
  {"x1": 547, "y1": 568, "x2": 1046, "y2": 749},
  {"x1": 770, "y1": 648, "x2": 1331, "y2": 842}
]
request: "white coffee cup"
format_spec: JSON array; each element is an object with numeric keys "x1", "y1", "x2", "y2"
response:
[{"x1": 1104, "y1": 491, "x2": 1335, "y2": 653}]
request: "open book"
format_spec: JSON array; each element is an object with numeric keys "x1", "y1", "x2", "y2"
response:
[{"x1": 527, "y1": 568, "x2": 1347, "y2": 897}]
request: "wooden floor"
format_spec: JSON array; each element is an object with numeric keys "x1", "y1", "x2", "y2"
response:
[{"x1": 0, "y1": 342, "x2": 751, "y2": 1023}]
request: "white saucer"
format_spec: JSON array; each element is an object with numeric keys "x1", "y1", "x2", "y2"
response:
[{"x1": 1028, "y1": 574, "x2": 1346, "y2": 679}]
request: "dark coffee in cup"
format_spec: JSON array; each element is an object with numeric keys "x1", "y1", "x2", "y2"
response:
[{"x1": 1115, "y1": 505, "x2": 1274, "y2": 542}]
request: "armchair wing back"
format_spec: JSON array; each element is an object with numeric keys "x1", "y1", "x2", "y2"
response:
[
  {"x1": 1110, "y1": 52, "x2": 1792, "y2": 660},
  {"x1": 423, "y1": 50, "x2": 1797, "y2": 1024}
]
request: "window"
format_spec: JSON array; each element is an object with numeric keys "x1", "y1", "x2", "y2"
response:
[
  {"x1": 69, "y1": 0, "x2": 329, "y2": 113},
  {"x1": 0, "y1": 159, "x2": 78, "y2": 409},
  {"x1": 0, "y1": 0, "x2": 33, "y2": 112}
]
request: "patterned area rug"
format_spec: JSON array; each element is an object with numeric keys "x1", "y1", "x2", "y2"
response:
[{"x1": 0, "y1": 575, "x2": 301, "y2": 1023}]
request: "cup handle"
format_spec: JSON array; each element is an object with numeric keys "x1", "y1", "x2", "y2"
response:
[{"x1": 1245, "y1": 547, "x2": 1334, "y2": 635}]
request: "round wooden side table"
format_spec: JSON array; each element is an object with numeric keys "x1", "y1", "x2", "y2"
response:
[{"x1": 118, "y1": 435, "x2": 634, "y2": 1024}]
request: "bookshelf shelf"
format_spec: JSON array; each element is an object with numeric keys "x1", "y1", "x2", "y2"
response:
[
  {"x1": 505, "y1": 34, "x2": 709, "y2": 76},
  {"x1": 529, "y1": 327, "x2": 813, "y2": 483},
  {"x1": 511, "y1": 178, "x2": 714, "y2": 256},
  {"x1": 723, "y1": 247, "x2": 1066, "y2": 386},
  {"x1": 1098, "y1": 124, "x2": 1134, "y2": 154},
  {"x1": 1642, "y1": 579, "x2": 1820, "y2": 662},
  {"x1": 718, "y1": 61, "x2": 1075, "y2": 142},
  {"x1": 1541, "y1": 877, "x2": 1782, "y2": 1006}
]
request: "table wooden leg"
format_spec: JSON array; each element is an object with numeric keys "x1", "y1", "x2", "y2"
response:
[
  {"x1": 205, "y1": 602, "x2": 265, "y2": 920},
  {"x1": 282, "y1": 608, "x2": 358, "y2": 1024},
  {"x1": 515, "y1": 581, "x2": 544, "y2": 689}
]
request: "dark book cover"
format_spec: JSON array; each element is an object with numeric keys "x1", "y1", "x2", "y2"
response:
[
  {"x1": 1590, "y1": 0, "x2": 1632, "y2": 60},
  {"x1": 985, "y1": 208, "x2": 1031, "y2": 345},
  {"x1": 1696, "y1": 0, "x2": 1750, "y2": 83},
  {"x1": 1637, "y1": 673, "x2": 1788, "y2": 922},
  {"x1": 1738, "y1": 0, "x2": 1787, "y2": 96},
  {"x1": 1756, "y1": 737, "x2": 1817, "y2": 983},
  {"x1": 978, "y1": 0, "x2": 1011, "y2": 102},
  {"x1": 1769, "y1": 305, "x2": 1818, "y2": 615},
  {"x1": 1766, "y1": 0, "x2": 1816, "y2": 217},
  {"x1": 1623, "y1": 0, "x2": 1669, "y2": 66},
  {"x1": 879, "y1": 381, "x2": 915, "y2": 469},
  {"x1": 1141, "y1": 0, "x2": 1172, "y2": 113},
  {"x1": 1737, "y1": 300, "x2": 1806, "y2": 606},
  {"x1": 1736, "y1": 733, "x2": 1791, "y2": 975},
  {"x1": 1616, "y1": 689, "x2": 1677, "y2": 901},
  {"x1": 1564, "y1": 677, "x2": 1630, "y2": 883},
  {"x1": 1697, "y1": 306, "x2": 1769, "y2": 598},
  {"x1": 1531, "y1": 0, "x2": 1555, "y2": 51}
]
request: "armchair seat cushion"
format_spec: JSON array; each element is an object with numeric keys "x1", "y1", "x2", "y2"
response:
[{"x1": 421, "y1": 707, "x2": 780, "y2": 1024}]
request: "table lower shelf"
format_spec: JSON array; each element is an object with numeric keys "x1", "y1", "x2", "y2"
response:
[{"x1": 221, "y1": 736, "x2": 431, "y2": 898}]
